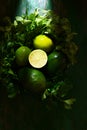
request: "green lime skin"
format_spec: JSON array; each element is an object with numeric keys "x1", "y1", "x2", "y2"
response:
[
  {"x1": 15, "y1": 46, "x2": 31, "y2": 66},
  {"x1": 18, "y1": 67, "x2": 47, "y2": 93},
  {"x1": 46, "y1": 51, "x2": 66, "y2": 76}
]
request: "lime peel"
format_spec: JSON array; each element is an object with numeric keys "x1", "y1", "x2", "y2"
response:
[
  {"x1": 33, "y1": 34, "x2": 53, "y2": 52},
  {"x1": 15, "y1": 46, "x2": 31, "y2": 66}
]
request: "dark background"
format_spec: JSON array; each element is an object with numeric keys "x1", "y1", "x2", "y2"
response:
[{"x1": 0, "y1": 0, "x2": 87, "y2": 130}]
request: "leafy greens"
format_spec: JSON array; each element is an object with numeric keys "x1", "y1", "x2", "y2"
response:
[{"x1": 0, "y1": 9, "x2": 78, "y2": 109}]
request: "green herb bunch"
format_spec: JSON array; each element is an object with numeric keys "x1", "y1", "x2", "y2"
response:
[{"x1": 0, "y1": 9, "x2": 78, "y2": 109}]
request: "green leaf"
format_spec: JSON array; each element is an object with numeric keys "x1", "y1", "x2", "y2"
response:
[
  {"x1": 56, "y1": 81, "x2": 73, "y2": 98},
  {"x1": 8, "y1": 69, "x2": 15, "y2": 75},
  {"x1": 63, "y1": 98, "x2": 76, "y2": 109},
  {"x1": 42, "y1": 80, "x2": 73, "y2": 101}
]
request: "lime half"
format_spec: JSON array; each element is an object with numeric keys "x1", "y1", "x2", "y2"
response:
[{"x1": 29, "y1": 49, "x2": 48, "y2": 68}]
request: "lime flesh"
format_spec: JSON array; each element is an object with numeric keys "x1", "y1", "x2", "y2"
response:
[{"x1": 29, "y1": 49, "x2": 48, "y2": 68}]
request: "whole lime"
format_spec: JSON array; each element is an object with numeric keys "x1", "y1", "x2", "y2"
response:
[
  {"x1": 18, "y1": 67, "x2": 46, "y2": 93},
  {"x1": 15, "y1": 46, "x2": 31, "y2": 66},
  {"x1": 46, "y1": 51, "x2": 66, "y2": 75},
  {"x1": 33, "y1": 34, "x2": 53, "y2": 53}
]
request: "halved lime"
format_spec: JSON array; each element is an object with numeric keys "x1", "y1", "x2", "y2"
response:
[{"x1": 28, "y1": 49, "x2": 48, "y2": 68}]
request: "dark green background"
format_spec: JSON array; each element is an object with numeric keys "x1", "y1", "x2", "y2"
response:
[{"x1": 0, "y1": 0, "x2": 87, "y2": 130}]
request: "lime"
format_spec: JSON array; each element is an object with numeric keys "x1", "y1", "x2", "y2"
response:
[
  {"x1": 46, "y1": 51, "x2": 66, "y2": 75},
  {"x1": 33, "y1": 34, "x2": 53, "y2": 52},
  {"x1": 15, "y1": 46, "x2": 31, "y2": 66},
  {"x1": 18, "y1": 67, "x2": 46, "y2": 93},
  {"x1": 29, "y1": 49, "x2": 48, "y2": 68}
]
